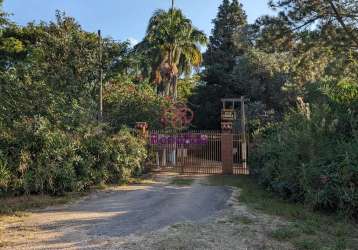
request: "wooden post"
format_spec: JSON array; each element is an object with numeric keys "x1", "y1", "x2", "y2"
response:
[
  {"x1": 135, "y1": 122, "x2": 148, "y2": 138},
  {"x1": 98, "y1": 30, "x2": 103, "y2": 122}
]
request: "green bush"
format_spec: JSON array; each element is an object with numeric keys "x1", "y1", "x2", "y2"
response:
[
  {"x1": 103, "y1": 128, "x2": 147, "y2": 183},
  {"x1": 250, "y1": 79, "x2": 358, "y2": 218},
  {"x1": 0, "y1": 151, "x2": 11, "y2": 194},
  {"x1": 0, "y1": 116, "x2": 78, "y2": 195},
  {"x1": 0, "y1": 116, "x2": 147, "y2": 196},
  {"x1": 75, "y1": 133, "x2": 109, "y2": 190},
  {"x1": 104, "y1": 82, "x2": 168, "y2": 130}
]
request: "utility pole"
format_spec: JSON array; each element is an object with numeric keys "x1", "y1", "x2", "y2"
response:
[
  {"x1": 169, "y1": 0, "x2": 175, "y2": 100},
  {"x1": 98, "y1": 30, "x2": 103, "y2": 122}
]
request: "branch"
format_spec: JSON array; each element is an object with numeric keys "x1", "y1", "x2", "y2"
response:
[
  {"x1": 292, "y1": 16, "x2": 322, "y2": 32},
  {"x1": 328, "y1": 0, "x2": 358, "y2": 48}
]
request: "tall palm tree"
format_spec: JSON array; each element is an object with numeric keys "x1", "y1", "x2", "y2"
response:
[{"x1": 136, "y1": 8, "x2": 207, "y2": 99}]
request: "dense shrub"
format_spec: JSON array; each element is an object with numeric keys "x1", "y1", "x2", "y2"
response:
[
  {"x1": 0, "y1": 151, "x2": 10, "y2": 194},
  {"x1": 103, "y1": 129, "x2": 147, "y2": 183},
  {"x1": 104, "y1": 81, "x2": 169, "y2": 130},
  {"x1": 0, "y1": 13, "x2": 148, "y2": 197},
  {"x1": 250, "y1": 79, "x2": 358, "y2": 218},
  {"x1": 0, "y1": 116, "x2": 147, "y2": 196}
]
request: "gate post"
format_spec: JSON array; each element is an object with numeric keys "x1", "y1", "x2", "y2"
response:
[
  {"x1": 135, "y1": 122, "x2": 148, "y2": 138},
  {"x1": 240, "y1": 97, "x2": 248, "y2": 173},
  {"x1": 221, "y1": 123, "x2": 233, "y2": 175}
]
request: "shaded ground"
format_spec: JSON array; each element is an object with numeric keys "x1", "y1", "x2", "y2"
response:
[{"x1": 0, "y1": 173, "x2": 292, "y2": 249}]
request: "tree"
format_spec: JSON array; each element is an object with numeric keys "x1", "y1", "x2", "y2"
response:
[
  {"x1": 252, "y1": 15, "x2": 295, "y2": 53},
  {"x1": 0, "y1": 12, "x2": 129, "y2": 130},
  {"x1": 136, "y1": 8, "x2": 207, "y2": 99},
  {"x1": 268, "y1": 0, "x2": 358, "y2": 49},
  {"x1": 203, "y1": 0, "x2": 249, "y2": 87},
  {"x1": 0, "y1": 0, "x2": 6, "y2": 26},
  {"x1": 190, "y1": 0, "x2": 249, "y2": 129},
  {"x1": 231, "y1": 49, "x2": 290, "y2": 111},
  {"x1": 253, "y1": 1, "x2": 358, "y2": 99}
]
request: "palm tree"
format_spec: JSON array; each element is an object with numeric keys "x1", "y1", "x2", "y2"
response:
[{"x1": 136, "y1": 7, "x2": 207, "y2": 99}]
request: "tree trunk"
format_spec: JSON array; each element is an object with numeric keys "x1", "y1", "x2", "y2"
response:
[
  {"x1": 172, "y1": 74, "x2": 178, "y2": 100},
  {"x1": 165, "y1": 81, "x2": 170, "y2": 96}
]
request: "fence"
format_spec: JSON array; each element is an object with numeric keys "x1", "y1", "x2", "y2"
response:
[{"x1": 145, "y1": 129, "x2": 249, "y2": 175}]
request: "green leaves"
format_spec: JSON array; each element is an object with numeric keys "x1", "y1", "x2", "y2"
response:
[
  {"x1": 0, "y1": 37, "x2": 24, "y2": 53},
  {"x1": 137, "y1": 7, "x2": 207, "y2": 97},
  {"x1": 323, "y1": 79, "x2": 358, "y2": 105},
  {"x1": 204, "y1": 0, "x2": 248, "y2": 77},
  {"x1": 103, "y1": 81, "x2": 168, "y2": 130},
  {"x1": 269, "y1": 0, "x2": 358, "y2": 49},
  {"x1": 0, "y1": 12, "x2": 148, "y2": 196},
  {"x1": 0, "y1": 152, "x2": 11, "y2": 192},
  {"x1": 191, "y1": 0, "x2": 249, "y2": 129},
  {"x1": 250, "y1": 79, "x2": 358, "y2": 218}
]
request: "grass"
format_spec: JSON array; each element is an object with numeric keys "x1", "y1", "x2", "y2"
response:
[
  {"x1": 118, "y1": 177, "x2": 157, "y2": 185},
  {"x1": 170, "y1": 178, "x2": 195, "y2": 186},
  {"x1": 270, "y1": 226, "x2": 299, "y2": 241},
  {"x1": 206, "y1": 175, "x2": 358, "y2": 250},
  {"x1": 0, "y1": 192, "x2": 86, "y2": 218},
  {"x1": 232, "y1": 215, "x2": 254, "y2": 225}
]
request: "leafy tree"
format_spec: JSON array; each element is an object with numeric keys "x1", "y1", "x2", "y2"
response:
[
  {"x1": 231, "y1": 49, "x2": 290, "y2": 111},
  {"x1": 136, "y1": 8, "x2": 207, "y2": 98},
  {"x1": 0, "y1": 11, "x2": 149, "y2": 196},
  {"x1": 177, "y1": 75, "x2": 201, "y2": 102},
  {"x1": 103, "y1": 81, "x2": 167, "y2": 130},
  {"x1": 0, "y1": 12, "x2": 129, "y2": 131}
]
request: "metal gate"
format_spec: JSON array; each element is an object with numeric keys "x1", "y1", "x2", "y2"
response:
[{"x1": 146, "y1": 130, "x2": 248, "y2": 175}]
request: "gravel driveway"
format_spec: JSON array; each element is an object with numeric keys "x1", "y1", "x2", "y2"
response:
[
  {"x1": 1, "y1": 174, "x2": 293, "y2": 249},
  {"x1": 0, "y1": 174, "x2": 233, "y2": 249}
]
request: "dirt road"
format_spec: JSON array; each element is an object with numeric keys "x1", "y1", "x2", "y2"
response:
[{"x1": 0, "y1": 174, "x2": 292, "y2": 249}]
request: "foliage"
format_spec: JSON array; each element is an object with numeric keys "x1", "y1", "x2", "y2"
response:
[
  {"x1": 0, "y1": 152, "x2": 10, "y2": 191},
  {"x1": 136, "y1": 8, "x2": 207, "y2": 98},
  {"x1": 189, "y1": 83, "x2": 224, "y2": 129},
  {"x1": 203, "y1": 0, "x2": 248, "y2": 84},
  {"x1": 250, "y1": 79, "x2": 358, "y2": 218},
  {"x1": 190, "y1": 0, "x2": 249, "y2": 129},
  {"x1": 103, "y1": 128, "x2": 147, "y2": 183},
  {"x1": 0, "y1": 11, "x2": 150, "y2": 197},
  {"x1": 269, "y1": 0, "x2": 358, "y2": 49},
  {"x1": 191, "y1": 48, "x2": 289, "y2": 129},
  {"x1": 0, "y1": 12, "x2": 129, "y2": 131},
  {"x1": 103, "y1": 81, "x2": 169, "y2": 130},
  {"x1": 231, "y1": 49, "x2": 290, "y2": 110},
  {"x1": 0, "y1": 116, "x2": 147, "y2": 196},
  {"x1": 177, "y1": 75, "x2": 201, "y2": 102}
]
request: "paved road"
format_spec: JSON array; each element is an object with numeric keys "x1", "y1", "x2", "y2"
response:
[{"x1": 2, "y1": 175, "x2": 232, "y2": 249}]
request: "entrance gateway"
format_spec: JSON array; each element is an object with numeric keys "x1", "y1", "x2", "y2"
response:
[{"x1": 136, "y1": 97, "x2": 249, "y2": 175}]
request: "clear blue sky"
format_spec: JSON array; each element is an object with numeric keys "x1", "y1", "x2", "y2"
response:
[{"x1": 3, "y1": 0, "x2": 273, "y2": 44}]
